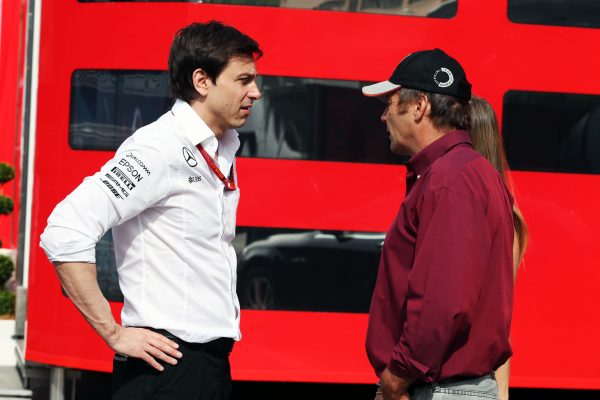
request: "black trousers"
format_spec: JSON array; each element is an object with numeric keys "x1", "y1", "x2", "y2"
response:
[{"x1": 112, "y1": 332, "x2": 234, "y2": 400}]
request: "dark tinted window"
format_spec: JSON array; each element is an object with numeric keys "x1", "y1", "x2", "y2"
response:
[
  {"x1": 503, "y1": 90, "x2": 600, "y2": 173},
  {"x1": 69, "y1": 70, "x2": 171, "y2": 151},
  {"x1": 70, "y1": 70, "x2": 405, "y2": 165},
  {"x1": 77, "y1": 0, "x2": 458, "y2": 18},
  {"x1": 508, "y1": 0, "x2": 600, "y2": 29},
  {"x1": 93, "y1": 227, "x2": 383, "y2": 313},
  {"x1": 95, "y1": 230, "x2": 123, "y2": 302}
]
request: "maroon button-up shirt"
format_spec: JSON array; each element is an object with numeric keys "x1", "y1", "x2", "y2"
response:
[{"x1": 366, "y1": 130, "x2": 514, "y2": 383}]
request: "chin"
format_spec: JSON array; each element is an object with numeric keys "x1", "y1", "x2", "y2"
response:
[{"x1": 230, "y1": 119, "x2": 247, "y2": 129}]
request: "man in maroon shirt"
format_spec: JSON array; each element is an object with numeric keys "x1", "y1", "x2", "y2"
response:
[{"x1": 362, "y1": 49, "x2": 514, "y2": 400}]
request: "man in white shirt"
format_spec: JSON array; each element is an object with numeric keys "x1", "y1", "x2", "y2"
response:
[{"x1": 40, "y1": 21, "x2": 262, "y2": 400}]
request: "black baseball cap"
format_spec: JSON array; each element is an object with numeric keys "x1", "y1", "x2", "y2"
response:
[{"x1": 362, "y1": 49, "x2": 471, "y2": 100}]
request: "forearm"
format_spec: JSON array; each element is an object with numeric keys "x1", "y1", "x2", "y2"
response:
[
  {"x1": 55, "y1": 262, "x2": 119, "y2": 346},
  {"x1": 495, "y1": 358, "x2": 510, "y2": 400}
]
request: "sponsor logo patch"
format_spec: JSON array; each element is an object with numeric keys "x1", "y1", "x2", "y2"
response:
[
  {"x1": 434, "y1": 67, "x2": 454, "y2": 88},
  {"x1": 101, "y1": 178, "x2": 123, "y2": 199},
  {"x1": 118, "y1": 159, "x2": 144, "y2": 182},
  {"x1": 182, "y1": 147, "x2": 198, "y2": 167},
  {"x1": 111, "y1": 166, "x2": 136, "y2": 191},
  {"x1": 188, "y1": 176, "x2": 202, "y2": 183},
  {"x1": 105, "y1": 173, "x2": 130, "y2": 197},
  {"x1": 126, "y1": 152, "x2": 151, "y2": 176}
]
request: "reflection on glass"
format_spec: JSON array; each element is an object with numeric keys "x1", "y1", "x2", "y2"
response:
[
  {"x1": 70, "y1": 70, "x2": 406, "y2": 164},
  {"x1": 69, "y1": 70, "x2": 171, "y2": 151},
  {"x1": 236, "y1": 228, "x2": 384, "y2": 312},
  {"x1": 92, "y1": 227, "x2": 384, "y2": 313},
  {"x1": 78, "y1": 0, "x2": 458, "y2": 18},
  {"x1": 508, "y1": 0, "x2": 600, "y2": 29},
  {"x1": 503, "y1": 90, "x2": 600, "y2": 174},
  {"x1": 96, "y1": 231, "x2": 123, "y2": 302}
]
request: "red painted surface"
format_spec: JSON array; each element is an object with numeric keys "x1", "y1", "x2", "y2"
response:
[
  {"x1": 24, "y1": 0, "x2": 600, "y2": 389},
  {"x1": 0, "y1": 0, "x2": 26, "y2": 249}
]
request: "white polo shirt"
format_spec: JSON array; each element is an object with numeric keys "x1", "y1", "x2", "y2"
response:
[{"x1": 40, "y1": 99, "x2": 241, "y2": 343}]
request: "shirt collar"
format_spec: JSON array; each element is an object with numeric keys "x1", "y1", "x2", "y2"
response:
[
  {"x1": 407, "y1": 130, "x2": 472, "y2": 177},
  {"x1": 171, "y1": 99, "x2": 240, "y2": 160}
]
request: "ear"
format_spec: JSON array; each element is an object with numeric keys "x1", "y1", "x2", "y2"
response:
[
  {"x1": 413, "y1": 94, "x2": 430, "y2": 123},
  {"x1": 191, "y1": 68, "x2": 212, "y2": 97}
]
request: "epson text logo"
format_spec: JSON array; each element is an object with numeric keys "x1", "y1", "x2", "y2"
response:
[{"x1": 118, "y1": 159, "x2": 144, "y2": 182}]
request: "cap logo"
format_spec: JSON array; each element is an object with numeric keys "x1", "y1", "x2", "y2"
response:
[{"x1": 434, "y1": 68, "x2": 454, "y2": 88}]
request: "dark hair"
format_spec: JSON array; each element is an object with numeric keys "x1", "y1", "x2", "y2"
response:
[
  {"x1": 397, "y1": 88, "x2": 471, "y2": 131},
  {"x1": 469, "y1": 96, "x2": 528, "y2": 262},
  {"x1": 168, "y1": 21, "x2": 263, "y2": 102}
]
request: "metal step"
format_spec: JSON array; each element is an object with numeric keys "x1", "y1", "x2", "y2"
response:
[
  {"x1": 14, "y1": 339, "x2": 47, "y2": 393},
  {"x1": 0, "y1": 366, "x2": 32, "y2": 398},
  {"x1": 0, "y1": 392, "x2": 32, "y2": 399}
]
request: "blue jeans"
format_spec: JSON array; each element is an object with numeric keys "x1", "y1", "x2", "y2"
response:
[{"x1": 410, "y1": 375, "x2": 499, "y2": 400}]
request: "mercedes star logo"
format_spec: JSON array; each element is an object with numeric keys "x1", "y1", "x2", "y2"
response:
[{"x1": 182, "y1": 147, "x2": 198, "y2": 167}]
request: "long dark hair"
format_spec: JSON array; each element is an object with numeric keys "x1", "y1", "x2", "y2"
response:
[{"x1": 470, "y1": 96, "x2": 528, "y2": 261}]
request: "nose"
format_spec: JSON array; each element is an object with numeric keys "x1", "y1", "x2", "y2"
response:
[
  {"x1": 249, "y1": 81, "x2": 261, "y2": 100},
  {"x1": 381, "y1": 106, "x2": 389, "y2": 123}
]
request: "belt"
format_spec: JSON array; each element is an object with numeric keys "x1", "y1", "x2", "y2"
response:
[
  {"x1": 439, "y1": 373, "x2": 494, "y2": 385},
  {"x1": 409, "y1": 373, "x2": 494, "y2": 391},
  {"x1": 146, "y1": 328, "x2": 235, "y2": 356}
]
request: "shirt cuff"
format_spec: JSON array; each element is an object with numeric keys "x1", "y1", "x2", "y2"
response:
[
  {"x1": 40, "y1": 227, "x2": 97, "y2": 264},
  {"x1": 387, "y1": 345, "x2": 432, "y2": 382},
  {"x1": 40, "y1": 242, "x2": 96, "y2": 264},
  {"x1": 47, "y1": 251, "x2": 96, "y2": 264}
]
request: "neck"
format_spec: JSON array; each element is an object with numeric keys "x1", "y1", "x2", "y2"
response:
[
  {"x1": 409, "y1": 124, "x2": 447, "y2": 156},
  {"x1": 188, "y1": 98, "x2": 225, "y2": 138}
]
